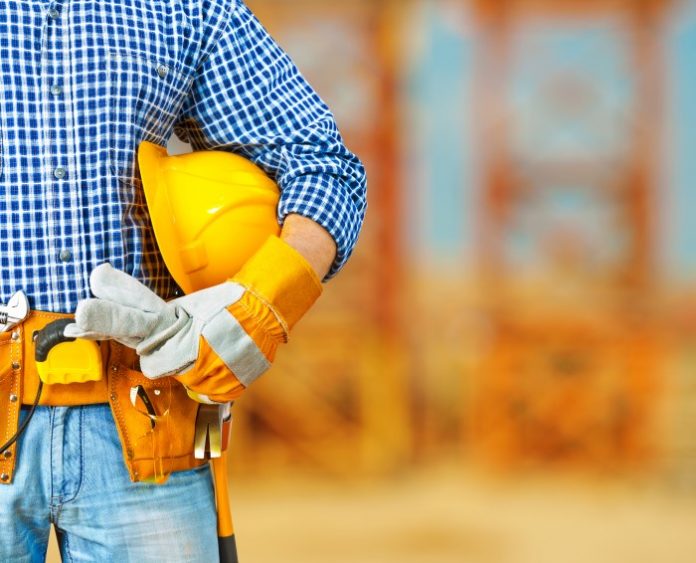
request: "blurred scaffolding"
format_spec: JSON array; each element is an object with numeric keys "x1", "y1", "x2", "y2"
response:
[
  {"x1": 468, "y1": 0, "x2": 666, "y2": 471},
  {"x1": 225, "y1": 0, "x2": 696, "y2": 484}
]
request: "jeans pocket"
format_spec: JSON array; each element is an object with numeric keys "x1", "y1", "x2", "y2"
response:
[{"x1": 107, "y1": 50, "x2": 193, "y2": 188}]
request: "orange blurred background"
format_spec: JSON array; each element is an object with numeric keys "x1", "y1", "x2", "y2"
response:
[
  {"x1": 230, "y1": 0, "x2": 696, "y2": 561},
  {"x1": 51, "y1": 1, "x2": 696, "y2": 561}
]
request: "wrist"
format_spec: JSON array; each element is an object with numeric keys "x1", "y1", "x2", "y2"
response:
[{"x1": 280, "y1": 213, "x2": 337, "y2": 280}]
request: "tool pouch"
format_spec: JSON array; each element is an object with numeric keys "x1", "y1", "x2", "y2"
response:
[
  {"x1": 0, "y1": 329, "x2": 20, "y2": 483},
  {"x1": 107, "y1": 344, "x2": 206, "y2": 483},
  {"x1": 0, "y1": 312, "x2": 207, "y2": 484}
]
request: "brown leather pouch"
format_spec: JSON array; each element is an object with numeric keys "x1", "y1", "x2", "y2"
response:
[
  {"x1": 0, "y1": 312, "x2": 205, "y2": 485},
  {"x1": 0, "y1": 330, "x2": 20, "y2": 483},
  {"x1": 106, "y1": 343, "x2": 206, "y2": 483}
]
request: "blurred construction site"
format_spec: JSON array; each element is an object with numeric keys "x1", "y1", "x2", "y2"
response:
[
  {"x1": 222, "y1": 0, "x2": 696, "y2": 561},
  {"x1": 51, "y1": 0, "x2": 696, "y2": 561}
]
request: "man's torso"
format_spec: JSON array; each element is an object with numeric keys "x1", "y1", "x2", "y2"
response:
[{"x1": 0, "y1": 0, "x2": 207, "y2": 312}]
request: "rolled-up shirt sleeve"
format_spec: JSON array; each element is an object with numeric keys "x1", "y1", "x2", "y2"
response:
[{"x1": 173, "y1": 0, "x2": 367, "y2": 279}]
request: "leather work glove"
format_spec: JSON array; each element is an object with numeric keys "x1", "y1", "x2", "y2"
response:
[{"x1": 65, "y1": 236, "x2": 323, "y2": 403}]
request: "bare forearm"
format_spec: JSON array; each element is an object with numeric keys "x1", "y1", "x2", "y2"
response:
[{"x1": 280, "y1": 214, "x2": 336, "y2": 280}]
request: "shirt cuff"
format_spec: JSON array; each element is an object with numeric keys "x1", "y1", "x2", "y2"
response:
[{"x1": 277, "y1": 172, "x2": 367, "y2": 281}]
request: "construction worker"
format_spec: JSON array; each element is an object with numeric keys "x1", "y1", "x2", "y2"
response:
[{"x1": 0, "y1": 0, "x2": 366, "y2": 561}]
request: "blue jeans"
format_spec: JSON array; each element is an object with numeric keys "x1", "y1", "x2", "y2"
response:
[{"x1": 0, "y1": 404, "x2": 219, "y2": 562}]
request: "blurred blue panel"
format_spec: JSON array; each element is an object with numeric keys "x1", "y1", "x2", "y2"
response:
[
  {"x1": 668, "y1": 1, "x2": 696, "y2": 276},
  {"x1": 405, "y1": 0, "x2": 474, "y2": 264}
]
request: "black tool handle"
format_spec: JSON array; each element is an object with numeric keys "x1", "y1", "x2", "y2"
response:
[
  {"x1": 34, "y1": 318, "x2": 76, "y2": 362},
  {"x1": 219, "y1": 535, "x2": 238, "y2": 563}
]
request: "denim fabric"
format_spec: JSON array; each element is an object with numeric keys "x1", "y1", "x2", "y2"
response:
[{"x1": 0, "y1": 404, "x2": 219, "y2": 562}]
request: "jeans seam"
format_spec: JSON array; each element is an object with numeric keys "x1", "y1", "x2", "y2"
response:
[
  {"x1": 60, "y1": 406, "x2": 85, "y2": 506},
  {"x1": 60, "y1": 407, "x2": 85, "y2": 504},
  {"x1": 78, "y1": 406, "x2": 84, "y2": 499},
  {"x1": 49, "y1": 407, "x2": 57, "y2": 509},
  {"x1": 61, "y1": 529, "x2": 74, "y2": 563},
  {"x1": 52, "y1": 503, "x2": 63, "y2": 528}
]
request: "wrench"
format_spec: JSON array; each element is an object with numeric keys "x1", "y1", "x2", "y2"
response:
[{"x1": 0, "y1": 290, "x2": 29, "y2": 332}]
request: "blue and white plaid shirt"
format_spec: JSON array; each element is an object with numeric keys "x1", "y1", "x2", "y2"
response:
[{"x1": 0, "y1": 0, "x2": 366, "y2": 313}]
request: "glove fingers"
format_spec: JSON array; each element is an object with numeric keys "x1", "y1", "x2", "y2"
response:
[
  {"x1": 73, "y1": 298, "x2": 160, "y2": 340},
  {"x1": 89, "y1": 263, "x2": 167, "y2": 313},
  {"x1": 63, "y1": 323, "x2": 109, "y2": 341},
  {"x1": 63, "y1": 323, "x2": 141, "y2": 348}
]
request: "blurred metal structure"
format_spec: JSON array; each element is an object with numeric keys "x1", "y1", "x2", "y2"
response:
[
  {"x1": 233, "y1": 0, "x2": 411, "y2": 476},
  {"x1": 469, "y1": 0, "x2": 668, "y2": 468}
]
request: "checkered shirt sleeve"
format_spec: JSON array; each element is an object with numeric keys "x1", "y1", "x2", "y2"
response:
[{"x1": 174, "y1": 0, "x2": 367, "y2": 279}]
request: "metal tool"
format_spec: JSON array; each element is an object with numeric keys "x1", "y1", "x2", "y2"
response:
[
  {"x1": 130, "y1": 385, "x2": 158, "y2": 429},
  {"x1": 194, "y1": 402, "x2": 231, "y2": 459},
  {"x1": 0, "y1": 290, "x2": 29, "y2": 332},
  {"x1": 0, "y1": 291, "x2": 33, "y2": 457},
  {"x1": 194, "y1": 402, "x2": 238, "y2": 561}
]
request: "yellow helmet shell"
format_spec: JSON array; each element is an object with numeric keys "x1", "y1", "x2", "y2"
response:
[{"x1": 137, "y1": 141, "x2": 281, "y2": 294}]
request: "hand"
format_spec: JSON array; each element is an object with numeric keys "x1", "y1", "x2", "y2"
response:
[{"x1": 65, "y1": 236, "x2": 322, "y2": 403}]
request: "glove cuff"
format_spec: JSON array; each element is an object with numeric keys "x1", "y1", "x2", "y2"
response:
[{"x1": 231, "y1": 235, "x2": 322, "y2": 331}]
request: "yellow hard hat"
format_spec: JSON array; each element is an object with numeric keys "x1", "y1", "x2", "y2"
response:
[{"x1": 137, "y1": 140, "x2": 281, "y2": 294}]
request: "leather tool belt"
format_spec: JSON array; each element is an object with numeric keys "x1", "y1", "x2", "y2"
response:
[{"x1": 0, "y1": 310, "x2": 206, "y2": 484}]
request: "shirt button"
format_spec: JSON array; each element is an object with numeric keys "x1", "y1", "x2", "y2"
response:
[
  {"x1": 59, "y1": 249, "x2": 72, "y2": 262},
  {"x1": 54, "y1": 167, "x2": 66, "y2": 179},
  {"x1": 50, "y1": 83, "x2": 63, "y2": 96},
  {"x1": 156, "y1": 64, "x2": 168, "y2": 78},
  {"x1": 48, "y1": 8, "x2": 60, "y2": 19}
]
